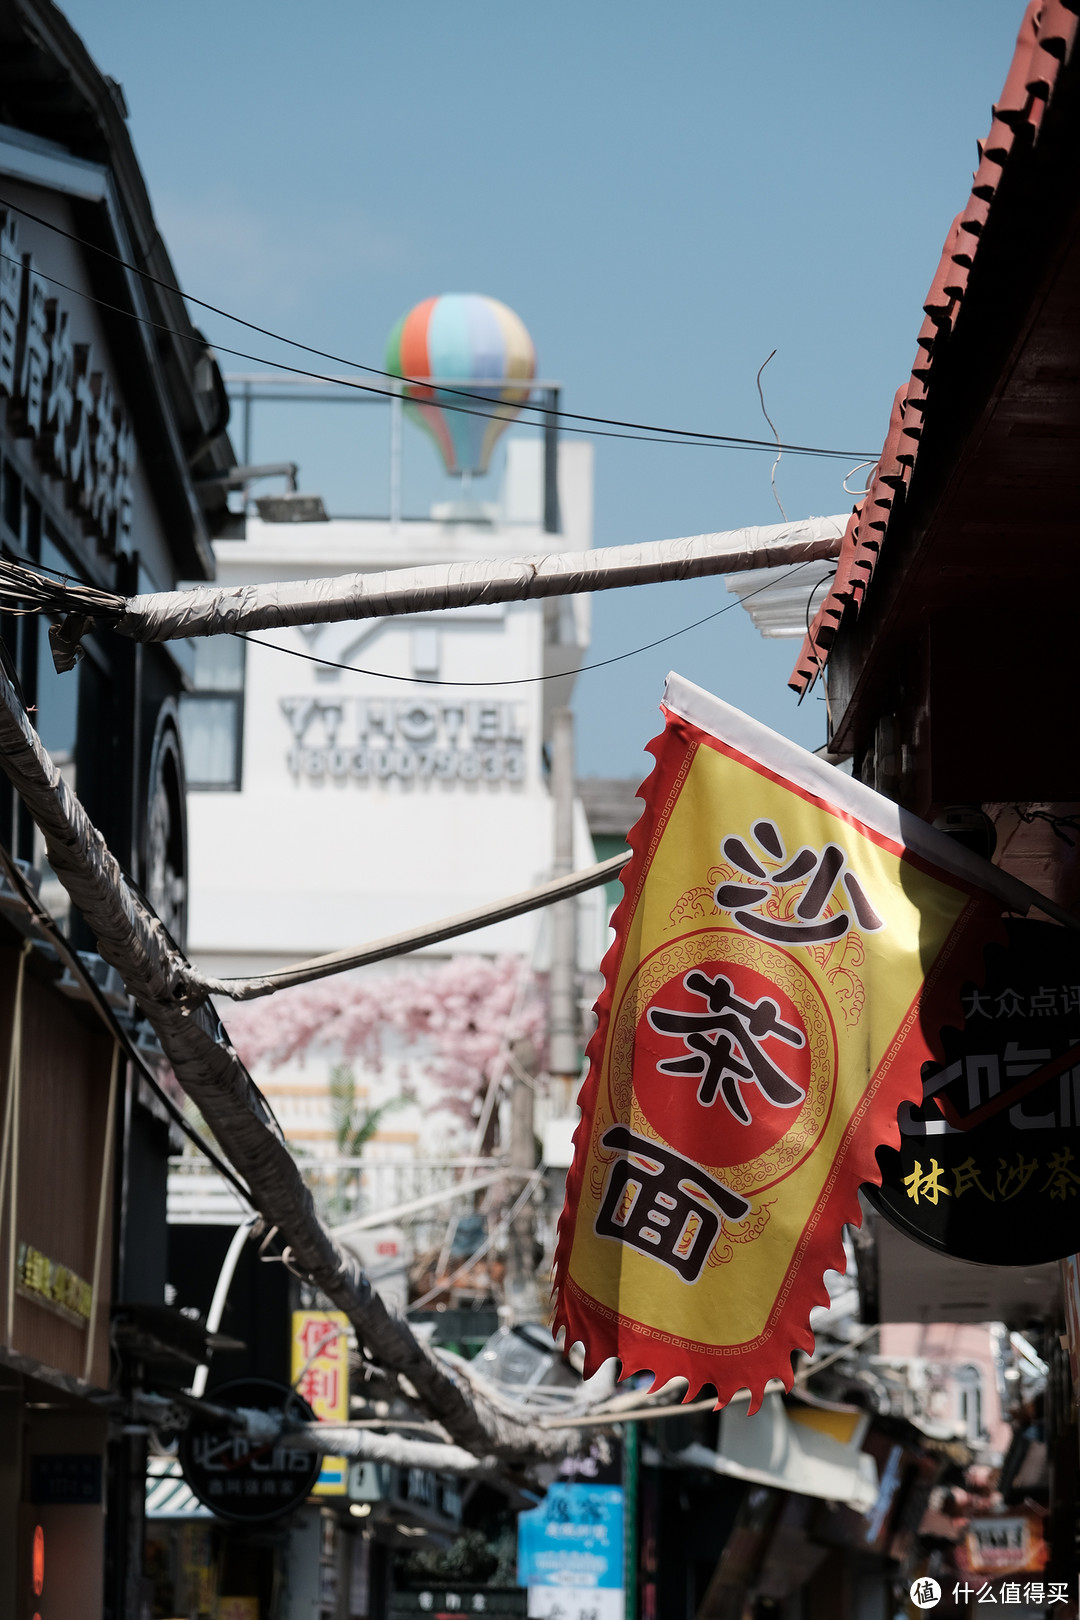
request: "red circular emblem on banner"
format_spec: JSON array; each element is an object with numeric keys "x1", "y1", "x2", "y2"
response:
[{"x1": 634, "y1": 953, "x2": 817, "y2": 1168}]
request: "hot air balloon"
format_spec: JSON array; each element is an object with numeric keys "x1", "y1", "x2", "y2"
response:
[{"x1": 386, "y1": 294, "x2": 536, "y2": 480}]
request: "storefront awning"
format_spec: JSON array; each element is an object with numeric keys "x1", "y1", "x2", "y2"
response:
[
  {"x1": 145, "y1": 1459, "x2": 214, "y2": 1521},
  {"x1": 673, "y1": 1392, "x2": 878, "y2": 1512}
]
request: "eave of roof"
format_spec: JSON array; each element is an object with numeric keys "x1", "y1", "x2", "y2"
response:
[
  {"x1": 789, "y1": 0, "x2": 1080, "y2": 701},
  {"x1": 0, "y1": 0, "x2": 240, "y2": 578}
]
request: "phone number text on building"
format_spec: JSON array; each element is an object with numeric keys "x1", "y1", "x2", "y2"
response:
[{"x1": 281, "y1": 696, "x2": 527, "y2": 786}]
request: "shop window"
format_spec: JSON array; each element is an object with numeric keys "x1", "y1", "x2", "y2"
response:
[
  {"x1": 2, "y1": 458, "x2": 21, "y2": 540},
  {"x1": 180, "y1": 636, "x2": 245, "y2": 791}
]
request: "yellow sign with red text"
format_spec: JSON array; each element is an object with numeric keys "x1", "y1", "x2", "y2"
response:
[{"x1": 291, "y1": 1309, "x2": 350, "y2": 1495}]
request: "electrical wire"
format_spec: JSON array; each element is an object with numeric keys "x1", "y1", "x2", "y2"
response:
[
  {"x1": 799, "y1": 565, "x2": 836, "y2": 724},
  {"x1": 755, "y1": 349, "x2": 786, "y2": 522},
  {"x1": 0, "y1": 841, "x2": 254, "y2": 1203},
  {"x1": 0, "y1": 554, "x2": 123, "y2": 618},
  {"x1": 406, "y1": 1166, "x2": 546, "y2": 1316},
  {"x1": 0, "y1": 245, "x2": 856, "y2": 460},
  {"x1": 0, "y1": 196, "x2": 875, "y2": 461},
  {"x1": 235, "y1": 559, "x2": 816, "y2": 688},
  {"x1": 1, "y1": 248, "x2": 859, "y2": 460}
]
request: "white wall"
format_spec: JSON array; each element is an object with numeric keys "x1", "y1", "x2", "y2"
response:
[{"x1": 186, "y1": 440, "x2": 600, "y2": 971}]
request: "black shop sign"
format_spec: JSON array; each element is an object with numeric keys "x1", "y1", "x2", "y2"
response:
[
  {"x1": 869, "y1": 920, "x2": 1080, "y2": 1266},
  {"x1": 178, "y1": 1378, "x2": 320, "y2": 1524}
]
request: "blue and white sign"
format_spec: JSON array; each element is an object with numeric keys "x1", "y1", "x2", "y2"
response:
[{"x1": 517, "y1": 1483, "x2": 624, "y2": 1589}]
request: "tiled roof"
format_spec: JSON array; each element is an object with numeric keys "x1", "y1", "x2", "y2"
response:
[
  {"x1": 789, "y1": 0, "x2": 1080, "y2": 697},
  {"x1": 577, "y1": 777, "x2": 643, "y2": 839}
]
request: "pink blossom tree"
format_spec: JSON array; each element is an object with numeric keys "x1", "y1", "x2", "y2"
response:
[{"x1": 225, "y1": 956, "x2": 545, "y2": 1142}]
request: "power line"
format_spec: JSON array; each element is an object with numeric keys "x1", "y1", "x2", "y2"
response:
[
  {"x1": 2, "y1": 248, "x2": 854, "y2": 460},
  {"x1": 235, "y1": 559, "x2": 816, "y2": 687},
  {"x1": 1, "y1": 194, "x2": 875, "y2": 461}
]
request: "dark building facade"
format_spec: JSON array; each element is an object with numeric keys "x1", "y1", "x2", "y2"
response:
[
  {"x1": 790, "y1": 0, "x2": 1080, "y2": 1594},
  {"x1": 0, "y1": 3, "x2": 237, "y2": 1615}
]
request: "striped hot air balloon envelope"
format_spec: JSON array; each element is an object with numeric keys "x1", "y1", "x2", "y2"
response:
[{"x1": 386, "y1": 293, "x2": 536, "y2": 476}]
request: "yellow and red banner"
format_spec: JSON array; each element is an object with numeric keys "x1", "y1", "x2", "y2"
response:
[{"x1": 554, "y1": 674, "x2": 1028, "y2": 1406}]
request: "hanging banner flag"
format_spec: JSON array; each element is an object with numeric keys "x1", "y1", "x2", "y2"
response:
[{"x1": 553, "y1": 673, "x2": 1031, "y2": 1406}]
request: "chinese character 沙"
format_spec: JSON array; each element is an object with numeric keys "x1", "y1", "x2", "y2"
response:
[{"x1": 714, "y1": 819, "x2": 884, "y2": 946}]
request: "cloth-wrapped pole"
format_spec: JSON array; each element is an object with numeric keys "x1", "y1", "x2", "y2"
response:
[
  {"x1": 187, "y1": 850, "x2": 630, "y2": 1001},
  {"x1": 282, "y1": 1424, "x2": 497, "y2": 1476},
  {"x1": 113, "y1": 516, "x2": 848, "y2": 643},
  {"x1": 0, "y1": 662, "x2": 578, "y2": 1463}
]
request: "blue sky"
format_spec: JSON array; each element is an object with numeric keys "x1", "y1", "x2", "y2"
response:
[{"x1": 61, "y1": 0, "x2": 1023, "y2": 778}]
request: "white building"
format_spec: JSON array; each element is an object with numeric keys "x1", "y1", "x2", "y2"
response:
[{"x1": 181, "y1": 438, "x2": 601, "y2": 1161}]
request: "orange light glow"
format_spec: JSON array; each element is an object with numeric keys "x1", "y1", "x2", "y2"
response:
[{"x1": 32, "y1": 1522, "x2": 44, "y2": 1595}]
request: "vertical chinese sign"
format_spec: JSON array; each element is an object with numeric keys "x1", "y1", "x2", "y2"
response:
[
  {"x1": 291, "y1": 1309, "x2": 350, "y2": 1495},
  {"x1": 554, "y1": 673, "x2": 1030, "y2": 1406}
]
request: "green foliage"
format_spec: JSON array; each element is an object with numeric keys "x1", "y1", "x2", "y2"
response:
[
  {"x1": 329, "y1": 1063, "x2": 404, "y2": 1155},
  {"x1": 400, "y1": 1528, "x2": 500, "y2": 1583}
]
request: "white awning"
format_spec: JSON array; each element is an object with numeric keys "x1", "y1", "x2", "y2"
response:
[
  {"x1": 725, "y1": 559, "x2": 837, "y2": 639},
  {"x1": 145, "y1": 1459, "x2": 214, "y2": 1520},
  {"x1": 673, "y1": 1392, "x2": 878, "y2": 1511}
]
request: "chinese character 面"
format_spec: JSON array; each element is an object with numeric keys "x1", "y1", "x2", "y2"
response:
[
  {"x1": 647, "y1": 969, "x2": 805, "y2": 1125},
  {"x1": 594, "y1": 1125, "x2": 749, "y2": 1284},
  {"x1": 713, "y1": 820, "x2": 884, "y2": 946},
  {"x1": 903, "y1": 1159, "x2": 950, "y2": 1206}
]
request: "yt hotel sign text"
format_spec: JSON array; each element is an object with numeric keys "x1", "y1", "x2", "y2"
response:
[{"x1": 282, "y1": 696, "x2": 527, "y2": 786}]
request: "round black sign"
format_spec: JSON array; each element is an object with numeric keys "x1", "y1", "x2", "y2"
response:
[
  {"x1": 178, "y1": 1377, "x2": 321, "y2": 1524},
  {"x1": 868, "y1": 919, "x2": 1080, "y2": 1266}
]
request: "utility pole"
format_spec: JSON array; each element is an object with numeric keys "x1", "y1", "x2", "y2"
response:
[
  {"x1": 504, "y1": 707, "x2": 577, "y2": 1322},
  {"x1": 543, "y1": 386, "x2": 561, "y2": 537},
  {"x1": 504, "y1": 1030, "x2": 540, "y2": 1322},
  {"x1": 548, "y1": 706, "x2": 578, "y2": 1116}
]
